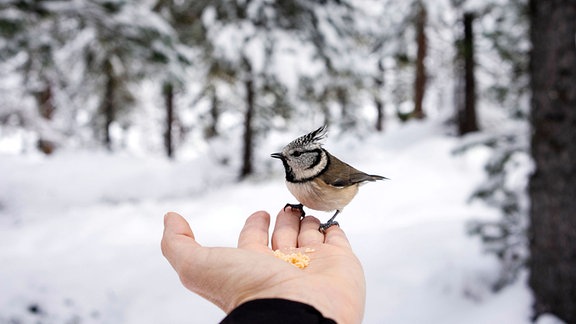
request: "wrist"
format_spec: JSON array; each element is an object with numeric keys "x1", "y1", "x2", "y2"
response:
[{"x1": 232, "y1": 283, "x2": 363, "y2": 323}]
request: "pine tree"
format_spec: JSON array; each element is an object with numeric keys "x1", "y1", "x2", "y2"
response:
[
  {"x1": 197, "y1": 0, "x2": 374, "y2": 178},
  {"x1": 528, "y1": 0, "x2": 576, "y2": 321},
  {"x1": 33, "y1": 0, "x2": 188, "y2": 151},
  {"x1": 457, "y1": 11, "x2": 479, "y2": 135},
  {"x1": 453, "y1": 0, "x2": 531, "y2": 291},
  {"x1": 152, "y1": 0, "x2": 205, "y2": 158},
  {"x1": 373, "y1": 59, "x2": 385, "y2": 132},
  {"x1": 412, "y1": 0, "x2": 427, "y2": 120},
  {"x1": 0, "y1": 0, "x2": 65, "y2": 153}
]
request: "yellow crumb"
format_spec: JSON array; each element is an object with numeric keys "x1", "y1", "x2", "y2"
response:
[{"x1": 273, "y1": 249, "x2": 312, "y2": 269}]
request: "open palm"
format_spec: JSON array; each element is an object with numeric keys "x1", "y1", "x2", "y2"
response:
[{"x1": 161, "y1": 208, "x2": 366, "y2": 324}]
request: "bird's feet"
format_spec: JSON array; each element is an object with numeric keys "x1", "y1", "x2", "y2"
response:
[
  {"x1": 319, "y1": 220, "x2": 339, "y2": 233},
  {"x1": 319, "y1": 210, "x2": 341, "y2": 233},
  {"x1": 283, "y1": 203, "x2": 306, "y2": 218}
]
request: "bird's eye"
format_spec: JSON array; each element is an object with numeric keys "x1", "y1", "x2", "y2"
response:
[{"x1": 292, "y1": 151, "x2": 302, "y2": 157}]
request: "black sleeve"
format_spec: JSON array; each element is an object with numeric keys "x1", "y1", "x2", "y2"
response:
[{"x1": 220, "y1": 298, "x2": 337, "y2": 324}]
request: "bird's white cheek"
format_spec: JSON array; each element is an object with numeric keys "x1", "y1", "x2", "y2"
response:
[{"x1": 287, "y1": 154, "x2": 328, "y2": 182}]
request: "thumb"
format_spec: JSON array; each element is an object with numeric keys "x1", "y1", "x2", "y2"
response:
[
  {"x1": 163, "y1": 211, "x2": 196, "y2": 240},
  {"x1": 160, "y1": 212, "x2": 243, "y2": 312},
  {"x1": 161, "y1": 212, "x2": 201, "y2": 270}
]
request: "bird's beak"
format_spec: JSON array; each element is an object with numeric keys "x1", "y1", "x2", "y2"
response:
[{"x1": 271, "y1": 152, "x2": 284, "y2": 160}]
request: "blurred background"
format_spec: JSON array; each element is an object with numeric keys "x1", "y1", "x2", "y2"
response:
[{"x1": 0, "y1": 0, "x2": 574, "y2": 323}]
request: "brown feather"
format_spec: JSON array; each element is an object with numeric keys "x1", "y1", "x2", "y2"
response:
[{"x1": 319, "y1": 152, "x2": 386, "y2": 187}]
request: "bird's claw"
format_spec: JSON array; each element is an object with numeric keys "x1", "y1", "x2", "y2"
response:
[
  {"x1": 319, "y1": 220, "x2": 339, "y2": 233},
  {"x1": 283, "y1": 203, "x2": 306, "y2": 218}
]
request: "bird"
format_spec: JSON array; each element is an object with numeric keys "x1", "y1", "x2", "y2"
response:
[{"x1": 271, "y1": 125, "x2": 387, "y2": 231}]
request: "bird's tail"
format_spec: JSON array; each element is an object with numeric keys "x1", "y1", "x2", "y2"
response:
[{"x1": 368, "y1": 174, "x2": 388, "y2": 181}]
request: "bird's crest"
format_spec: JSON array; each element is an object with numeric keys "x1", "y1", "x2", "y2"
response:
[{"x1": 287, "y1": 125, "x2": 327, "y2": 149}]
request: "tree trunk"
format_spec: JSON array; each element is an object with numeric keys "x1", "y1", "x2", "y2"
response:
[
  {"x1": 374, "y1": 59, "x2": 385, "y2": 132},
  {"x1": 528, "y1": 0, "x2": 576, "y2": 322},
  {"x1": 205, "y1": 85, "x2": 219, "y2": 139},
  {"x1": 337, "y1": 86, "x2": 353, "y2": 130},
  {"x1": 240, "y1": 60, "x2": 255, "y2": 179},
  {"x1": 37, "y1": 85, "x2": 55, "y2": 120},
  {"x1": 35, "y1": 84, "x2": 57, "y2": 155},
  {"x1": 103, "y1": 59, "x2": 115, "y2": 151},
  {"x1": 412, "y1": 1, "x2": 427, "y2": 120},
  {"x1": 320, "y1": 88, "x2": 331, "y2": 127},
  {"x1": 458, "y1": 12, "x2": 479, "y2": 136},
  {"x1": 163, "y1": 82, "x2": 175, "y2": 159}
]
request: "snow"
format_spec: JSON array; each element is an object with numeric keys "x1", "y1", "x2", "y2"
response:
[{"x1": 0, "y1": 118, "x2": 545, "y2": 323}]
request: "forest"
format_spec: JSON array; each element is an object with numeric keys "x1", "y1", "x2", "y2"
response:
[
  {"x1": 1, "y1": 0, "x2": 530, "y2": 162},
  {"x1": 0, "y1": 0, "x2": 575, "y2": 323}
]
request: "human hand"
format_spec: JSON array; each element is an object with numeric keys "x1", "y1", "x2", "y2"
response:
[{"x1": 161, "y1": 208, "x2": 366, "y2": 324}]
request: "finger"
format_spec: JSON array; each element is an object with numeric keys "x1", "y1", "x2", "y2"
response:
[
  {"x1": 298, "y1": 216, "x2": 325, "y2": 247},
  {"x1": 162, "y1": 212, "x2": 255, "y2": 312},
  {"x1": 161, "y1": 212, "x2": 202, "y2": 270},
  {"x1": 271, "y1": 207, "x2": 301, "y2": 250},
  {"x1": 163, "y1": 211, "x2": 196, "y2": 241},
  {"x1": 323, "y1": 225, "x2": 352, "y2": 249},
  {"x1": 238, "y1": 211, "x2": 270, "y2": 249}
]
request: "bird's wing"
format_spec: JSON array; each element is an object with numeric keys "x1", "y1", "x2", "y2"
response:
[{"x1": 320, "y1": 155, "x2": 384, "y2": 187}]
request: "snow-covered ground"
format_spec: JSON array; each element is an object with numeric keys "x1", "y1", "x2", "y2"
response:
[{"x1": 0, "y1": 120, "x2": 539, "y2": 323}]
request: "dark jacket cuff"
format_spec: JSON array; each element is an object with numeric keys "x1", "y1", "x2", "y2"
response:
[{"x1": 220, "y1": 298, "x2": 337, "y2": 324}]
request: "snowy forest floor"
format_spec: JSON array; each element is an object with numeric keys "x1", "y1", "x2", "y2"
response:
[{"x1": 0, "y1": 119, "x2": 545, "y2": 323}]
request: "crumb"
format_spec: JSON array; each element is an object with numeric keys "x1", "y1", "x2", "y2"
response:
[{"x1": 273, "y1": 249, "x2": 312, "y2": 269}]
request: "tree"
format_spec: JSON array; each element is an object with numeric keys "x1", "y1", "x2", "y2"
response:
[
  {"x1": 453, "y1": 0, "x2": 532, "y2": 292},
  {"x1": 0, "y1": 0, "x2": 65, "y2": 154},
  {"x1": 373, "y1": 59, "x2": 385, "y2": 132},
  {"x1": 380, "y1": 0, "x2": 434, "y2": 123},
  {"x1": 101, "y1": 58, "x2": 118, "y2": 150},
  {"x1": 163, "y1": 82, "x2": 175, "y2": 158},
  {"x1": 240, "y1": 57, "x2": 255, "y2": 179},
  {"x1": 412, "y1": 0, "x2": 427, "y2": 119},
  {"x1": 49, "y1": 0, "x2": 187, "y2": 151},
  {"x1": 197, "y1": 0, "x2": 374, "y2": 178},
  {"x1": 152, "y1": 0, "x2": 206, "y2": 158},
  {"x1": 457, "y1": 12, "x2": 479, "y2": 135},
  {"x1": 528, "y1": 0, "x2": 576, "y2": 322}
]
